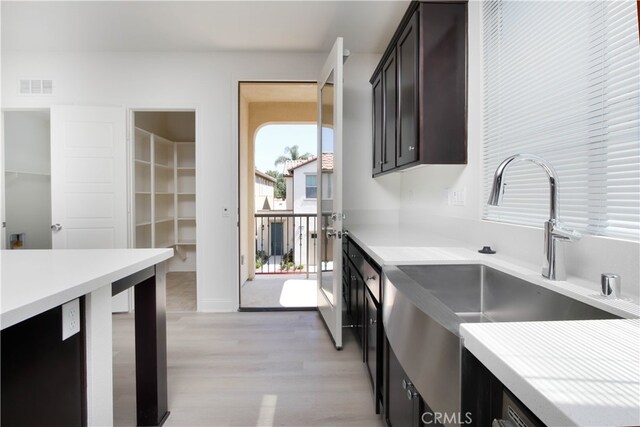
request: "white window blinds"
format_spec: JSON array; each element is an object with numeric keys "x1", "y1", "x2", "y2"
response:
[{"x1": 482, "y1": 1, "x2": 640, "y2": 241}]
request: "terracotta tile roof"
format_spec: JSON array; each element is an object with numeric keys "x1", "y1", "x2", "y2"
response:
[
  {"x1": 254, "y1": 169, "x2": 277, "y2": 183},
  {"x1": 285, "y1": 153, "x2": 334, "y2": 175},
  {"x1": 282, "y1": 159, "x2": 309, "y2": 176}
]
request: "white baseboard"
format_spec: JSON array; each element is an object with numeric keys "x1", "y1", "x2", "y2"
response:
[{"x1": 198, "y1": 297, "x2": 236, "y2": 312}]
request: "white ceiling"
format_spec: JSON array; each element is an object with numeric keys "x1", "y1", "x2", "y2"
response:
[{"x1": 1, "y1": 1, "x2": 410, "y2": 53}]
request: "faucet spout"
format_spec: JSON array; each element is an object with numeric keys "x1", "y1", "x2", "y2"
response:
[
  {"x1": 487, "y1": 154, "x2": 580, "y2": 281},
  {"x1": 487, "y1": 154, "x2": 560, "y2": 221}
]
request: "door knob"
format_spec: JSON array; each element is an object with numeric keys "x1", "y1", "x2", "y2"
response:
[{"x1": 51, "y1": 224, "x2": 62, "y2": 232}]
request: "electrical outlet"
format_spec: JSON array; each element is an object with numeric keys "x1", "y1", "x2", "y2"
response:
[{"x1": 62, "y1": 299, "x2": 80, "y2": 340}]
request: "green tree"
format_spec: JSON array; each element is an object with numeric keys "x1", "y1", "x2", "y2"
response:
[
  {"x1": 274, "y1": 145, "x2": 311, "y2": 167},
  {"x1": 265, "y1": 170, "x2": 286, "y2": 199}
]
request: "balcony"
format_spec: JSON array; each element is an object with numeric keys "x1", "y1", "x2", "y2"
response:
[
  {"x1": 254, "y1": 213, "x2": 332, "y2": 277},
  {"x1": 241, "y1": 213, "x2": 333, "y2": 309}
]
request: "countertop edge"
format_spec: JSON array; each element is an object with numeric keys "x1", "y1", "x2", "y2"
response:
[{"x1": 1, "y1": 249, "x2": 173, "y2": 329}]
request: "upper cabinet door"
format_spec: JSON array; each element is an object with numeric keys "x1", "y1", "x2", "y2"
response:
[
  {"x1": 372, "y1": 74, "x2": 383, "y2": 176},
  {"x1": 421, "y1": 2, "x2": 468, "y2": 164},
  {"x1": 396, "y1": 11, "x2": 420, "y2": 167},
  {"x1": 382, "y1": 49, "x2": 398, "y2": 172},
  {"x1": 51, "y1": 105, "x2": 127, "y2": 250}
]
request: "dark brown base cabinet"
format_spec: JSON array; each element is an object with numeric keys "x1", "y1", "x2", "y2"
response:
[
  {"x1": 371, "y1": 1, "x2": 468, "y2": 176},
  {"x1": 343, "y1": 237, "x2": 384, "y2": 413},
  {"x1": 1, "y1": 301, "x2": 87, "y2": 427},
  {"x1": 385, "y1": 343, "x2": 435, "y2": 427}
]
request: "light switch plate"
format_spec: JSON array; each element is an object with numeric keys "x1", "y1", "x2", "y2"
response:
[
  {"x1": 62, "y1": 298, "x2": 80, "y2": 340},
  {"x1": 449, "y1": 188, "x2": 466, "y2": 206}
]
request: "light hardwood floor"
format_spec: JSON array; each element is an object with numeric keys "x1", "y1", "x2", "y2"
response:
[{"x1": 113, "y1": 311, "x2": 383, "y2": 427}]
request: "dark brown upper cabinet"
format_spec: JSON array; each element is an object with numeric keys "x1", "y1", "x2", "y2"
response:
[
  {"x1": 372, "y1": 74, "x2": 383, "y2": 176},
  {"x1": 370, "y1": 1, "x2": 467, "y2": 177},
  {"x1": 382, "y1": 49, "x2": 398, "y2": 172}
]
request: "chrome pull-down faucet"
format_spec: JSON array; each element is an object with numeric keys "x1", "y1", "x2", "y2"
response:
[{"x1": 487, "y1": 154, "x2": 581, "y2": 281}]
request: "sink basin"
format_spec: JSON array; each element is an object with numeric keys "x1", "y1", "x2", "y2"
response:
[
  {"x1": 383, "y1": 263, "x2": 620, "y2": 427},
  {"x1": 397, "y1": 264, "x2": 619, "y2": 324}
]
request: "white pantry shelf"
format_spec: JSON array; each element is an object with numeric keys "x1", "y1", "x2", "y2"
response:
[{"x1": 133, "y1": 127, "x2": 196, "y2": 264}]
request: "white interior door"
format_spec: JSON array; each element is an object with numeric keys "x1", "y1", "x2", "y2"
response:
[
  {"x1": 51, "y1": 105, "x2": 129, "y2": 311},
  {"x1": 1, "y1": 114, "x2": 5, "y2": 249},
  {"x1": 317, "y1": 38, "x2": 344, "y2": 349}
]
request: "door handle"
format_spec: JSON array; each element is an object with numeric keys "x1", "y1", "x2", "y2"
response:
[
  {"x1": 51, "y1": 223, "x2": 62, "y2": 232},
  {"x1": 327, "y1": 230, "x2": 347, "y2": 239}
]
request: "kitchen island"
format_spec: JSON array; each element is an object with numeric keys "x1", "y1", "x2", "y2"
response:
[{"x1": 1, "y1": 248, "x2": 173, "y2": 427}]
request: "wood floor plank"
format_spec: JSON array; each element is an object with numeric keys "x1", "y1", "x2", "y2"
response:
[{"x1": 113, "y1": 311, "x2": 382, "y2": 427}]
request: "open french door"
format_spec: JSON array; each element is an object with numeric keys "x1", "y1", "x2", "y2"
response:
[{"x1": 317, "y1": 38, "x2": 345, "y2": 349}]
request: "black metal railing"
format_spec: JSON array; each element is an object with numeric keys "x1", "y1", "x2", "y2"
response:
[{"x1": 254, "y1": 213, "x2": 319, "y2": 277}]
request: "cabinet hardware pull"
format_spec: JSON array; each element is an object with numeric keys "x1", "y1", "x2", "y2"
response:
[
  {"x1": 369, "y1": 318, "x2": 376, "y2": 325},
  {"x1": 366, "y1": 275, "x2": 377, "y2": 281},
  {"x1": 406, "y1": 387, "x2": 418, "y2": 400},
  {"x1": 408, "y1": 146, "x2": 415, "y2": 151}
]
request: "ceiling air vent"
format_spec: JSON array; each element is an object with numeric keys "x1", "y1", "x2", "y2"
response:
[{"x1": 19, "y1": 79, "x2": 53, "y2": 95}]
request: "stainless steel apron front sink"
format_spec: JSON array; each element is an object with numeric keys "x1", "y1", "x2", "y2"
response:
[{"x1": 383, "y1": 264, "x2": 619, "y2": 427}]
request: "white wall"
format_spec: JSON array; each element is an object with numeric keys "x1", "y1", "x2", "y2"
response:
[
  {"x1": 2, "y1": 50, "x2": 388, "y2": 310},
  {"x1": 255, "y1": 175, "x2": 275, "y2": 211},
  {"x1": 293, "y1": 161, "x2": 320, "y2": 215},
  {"x1": 396, "y1": 2, "x2": 640, "y2": 300},
  {"x1": 342, "y1": 54, "x2": 402, "y2": 226},
  {"x1": 3, "y1": 111, "x2": 52, "y2": 249}
]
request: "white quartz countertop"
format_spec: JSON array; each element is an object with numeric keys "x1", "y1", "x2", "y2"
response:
[
  {"x1": 461, "y1": 319, "x2": 640, "y2": 426},
  {"x1": 346, "y1": 224, "x2": 640, "y2": 319},
  {"x1": 1, "y1": 249, "x2": 173, "y2": 329},
  {"x1": 346, "y1": 224, "x2": 640, "y2": 426}
]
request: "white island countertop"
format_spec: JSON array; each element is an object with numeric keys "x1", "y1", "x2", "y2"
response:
[
  {"x1": 461, "y1": 319, "x2": 640, "y2": 426},
  {"x1": 1, "y1": 249, "x2": 173, "y2": 329}
]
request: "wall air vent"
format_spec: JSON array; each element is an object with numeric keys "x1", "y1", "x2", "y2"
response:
[{"x1": 19, "y1": 79, "x2": 53, "y2": 95}]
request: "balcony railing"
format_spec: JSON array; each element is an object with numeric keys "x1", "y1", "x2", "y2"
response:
[{"x1": 255, "y1": 213, "x2": 326, "y2": 277}]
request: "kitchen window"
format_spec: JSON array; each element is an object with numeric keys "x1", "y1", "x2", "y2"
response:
[
  {"x1": 306, "y1": 174, "x2": 317, "y2": 199},
  {"x1": 482, "y1": 1, "x2": 640, "y2": 241}
]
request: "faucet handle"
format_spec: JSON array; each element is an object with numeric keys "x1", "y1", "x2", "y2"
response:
[
  {"x1": 601, "y1": 273, "x2": 621, "y2": 298},
  {"x1": 551, "y1": 222, "x2": 582, "y2": 241}
]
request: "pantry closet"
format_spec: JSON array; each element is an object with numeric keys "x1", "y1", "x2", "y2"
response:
[{"x1": 133, "y1": 111, "x2": 197, "y2": 310}]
